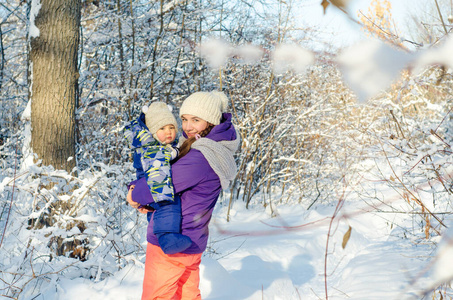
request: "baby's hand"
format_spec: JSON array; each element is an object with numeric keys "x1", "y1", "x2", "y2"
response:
[
  {"x1": 166, "y1": 145, "x2": 179, "y2": 160},
  {"x1": 126, "y1": 185, "x2": 140, "y2": 209},
  {"x1": 127, "y1": 186, "x2": 154, "y2": 214}
]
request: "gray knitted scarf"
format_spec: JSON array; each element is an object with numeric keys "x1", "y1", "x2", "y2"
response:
[{"x1": 180, "y1": 131, "x2": 240, "y2": 190}]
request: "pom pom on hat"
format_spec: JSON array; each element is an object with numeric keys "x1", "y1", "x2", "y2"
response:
[
  {"x1": 145, "y1": 102, "x2": 178, "y2": 135},
  {"x1": 211, "y1": 91, "x2": 228, "y2": 112},
  {"x1": 179, "y1": 91, "x2": 229, "y2": 125},
  {"x1": 142, "y1": 106, "x2": 149, "y2": 114}
]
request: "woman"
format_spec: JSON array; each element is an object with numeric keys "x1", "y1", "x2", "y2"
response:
[{"x1": 127, "y1": 91, "x2": 240, "y2": 300}]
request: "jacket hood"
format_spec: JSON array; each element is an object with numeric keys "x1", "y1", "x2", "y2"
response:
[{"x1": 138, "y1": 112, "x2": 147, "y2": 128}]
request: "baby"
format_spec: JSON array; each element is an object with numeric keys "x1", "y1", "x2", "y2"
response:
[{"x1": 124, "y1": 102, "x2": 192, "y2": 254}]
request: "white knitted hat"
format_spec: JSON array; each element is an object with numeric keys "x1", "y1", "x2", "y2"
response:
[
  {"x1": 179, "y1": 91, "x2": 229, "y2": 125},
  {"x1": 144, "y1": 102, "x2": 178, "y2": 135}
]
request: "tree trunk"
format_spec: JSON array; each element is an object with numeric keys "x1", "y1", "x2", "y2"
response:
[{"x1": 30, "y1": 0, "x2": 81, "y2": 173}]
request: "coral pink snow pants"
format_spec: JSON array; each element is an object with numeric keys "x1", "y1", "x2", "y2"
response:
[{"x1": 142, "y1": 243, "x2": 202, "y2": 300}]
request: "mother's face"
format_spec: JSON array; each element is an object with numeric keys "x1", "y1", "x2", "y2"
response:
[{"x1": 181, "y1": 114, "x2": 209, "y2": 138}]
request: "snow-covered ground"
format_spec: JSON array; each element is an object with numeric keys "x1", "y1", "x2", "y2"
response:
[{"x1": 40, "y1": 195, "x2": 450, "y2": 300}]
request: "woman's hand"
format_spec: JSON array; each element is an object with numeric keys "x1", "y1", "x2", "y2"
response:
[
  {"x1": 137, "y1": 207, "x2": 152, "y2": 214},
  {"x1": 127, "y1": 185, "x2": 154, "y2": 214}
]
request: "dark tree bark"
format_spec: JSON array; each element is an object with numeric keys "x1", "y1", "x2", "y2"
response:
[{"x1": 30, "y1": 0, "x2": 81, "y2": 172}]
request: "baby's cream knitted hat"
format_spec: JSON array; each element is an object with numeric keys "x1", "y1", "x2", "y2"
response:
[{"x1": 144, "y1": 102, "x2": 177, "y2": 134}]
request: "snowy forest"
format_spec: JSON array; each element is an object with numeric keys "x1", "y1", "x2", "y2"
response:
[{"x1": 1, "y1": 0, "x2": 453, "y2": 299}]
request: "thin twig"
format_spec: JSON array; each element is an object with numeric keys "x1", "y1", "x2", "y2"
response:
[
  {"x1": 379, "y1": 139, "x2": 447, "y2": 229},
  {"x1": 434, "y1": 0, "x2": 449, "y2": 35},
  {"x1": 324, "y1": 182, "x2": 349, "y2": 300},
  {"x1": 0, "y1": 139, "x2": 17, "y2": 249}
]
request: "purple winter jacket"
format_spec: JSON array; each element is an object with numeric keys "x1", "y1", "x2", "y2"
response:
[{"x1": 130, "y1": 113, "x2": 238, "y2": 254}]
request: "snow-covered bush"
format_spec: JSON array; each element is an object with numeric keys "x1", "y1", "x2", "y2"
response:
[
  {"x1": 0, "y1": 160, "x2": 146, "y2": 298},
  {"x1": 224, "y1": 61, "x2": 363, "y2": 211}
]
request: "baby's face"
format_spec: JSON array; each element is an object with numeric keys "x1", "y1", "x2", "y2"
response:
[{"x1": 156, "y1": 124, "x2": 177, "y2": 144}]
